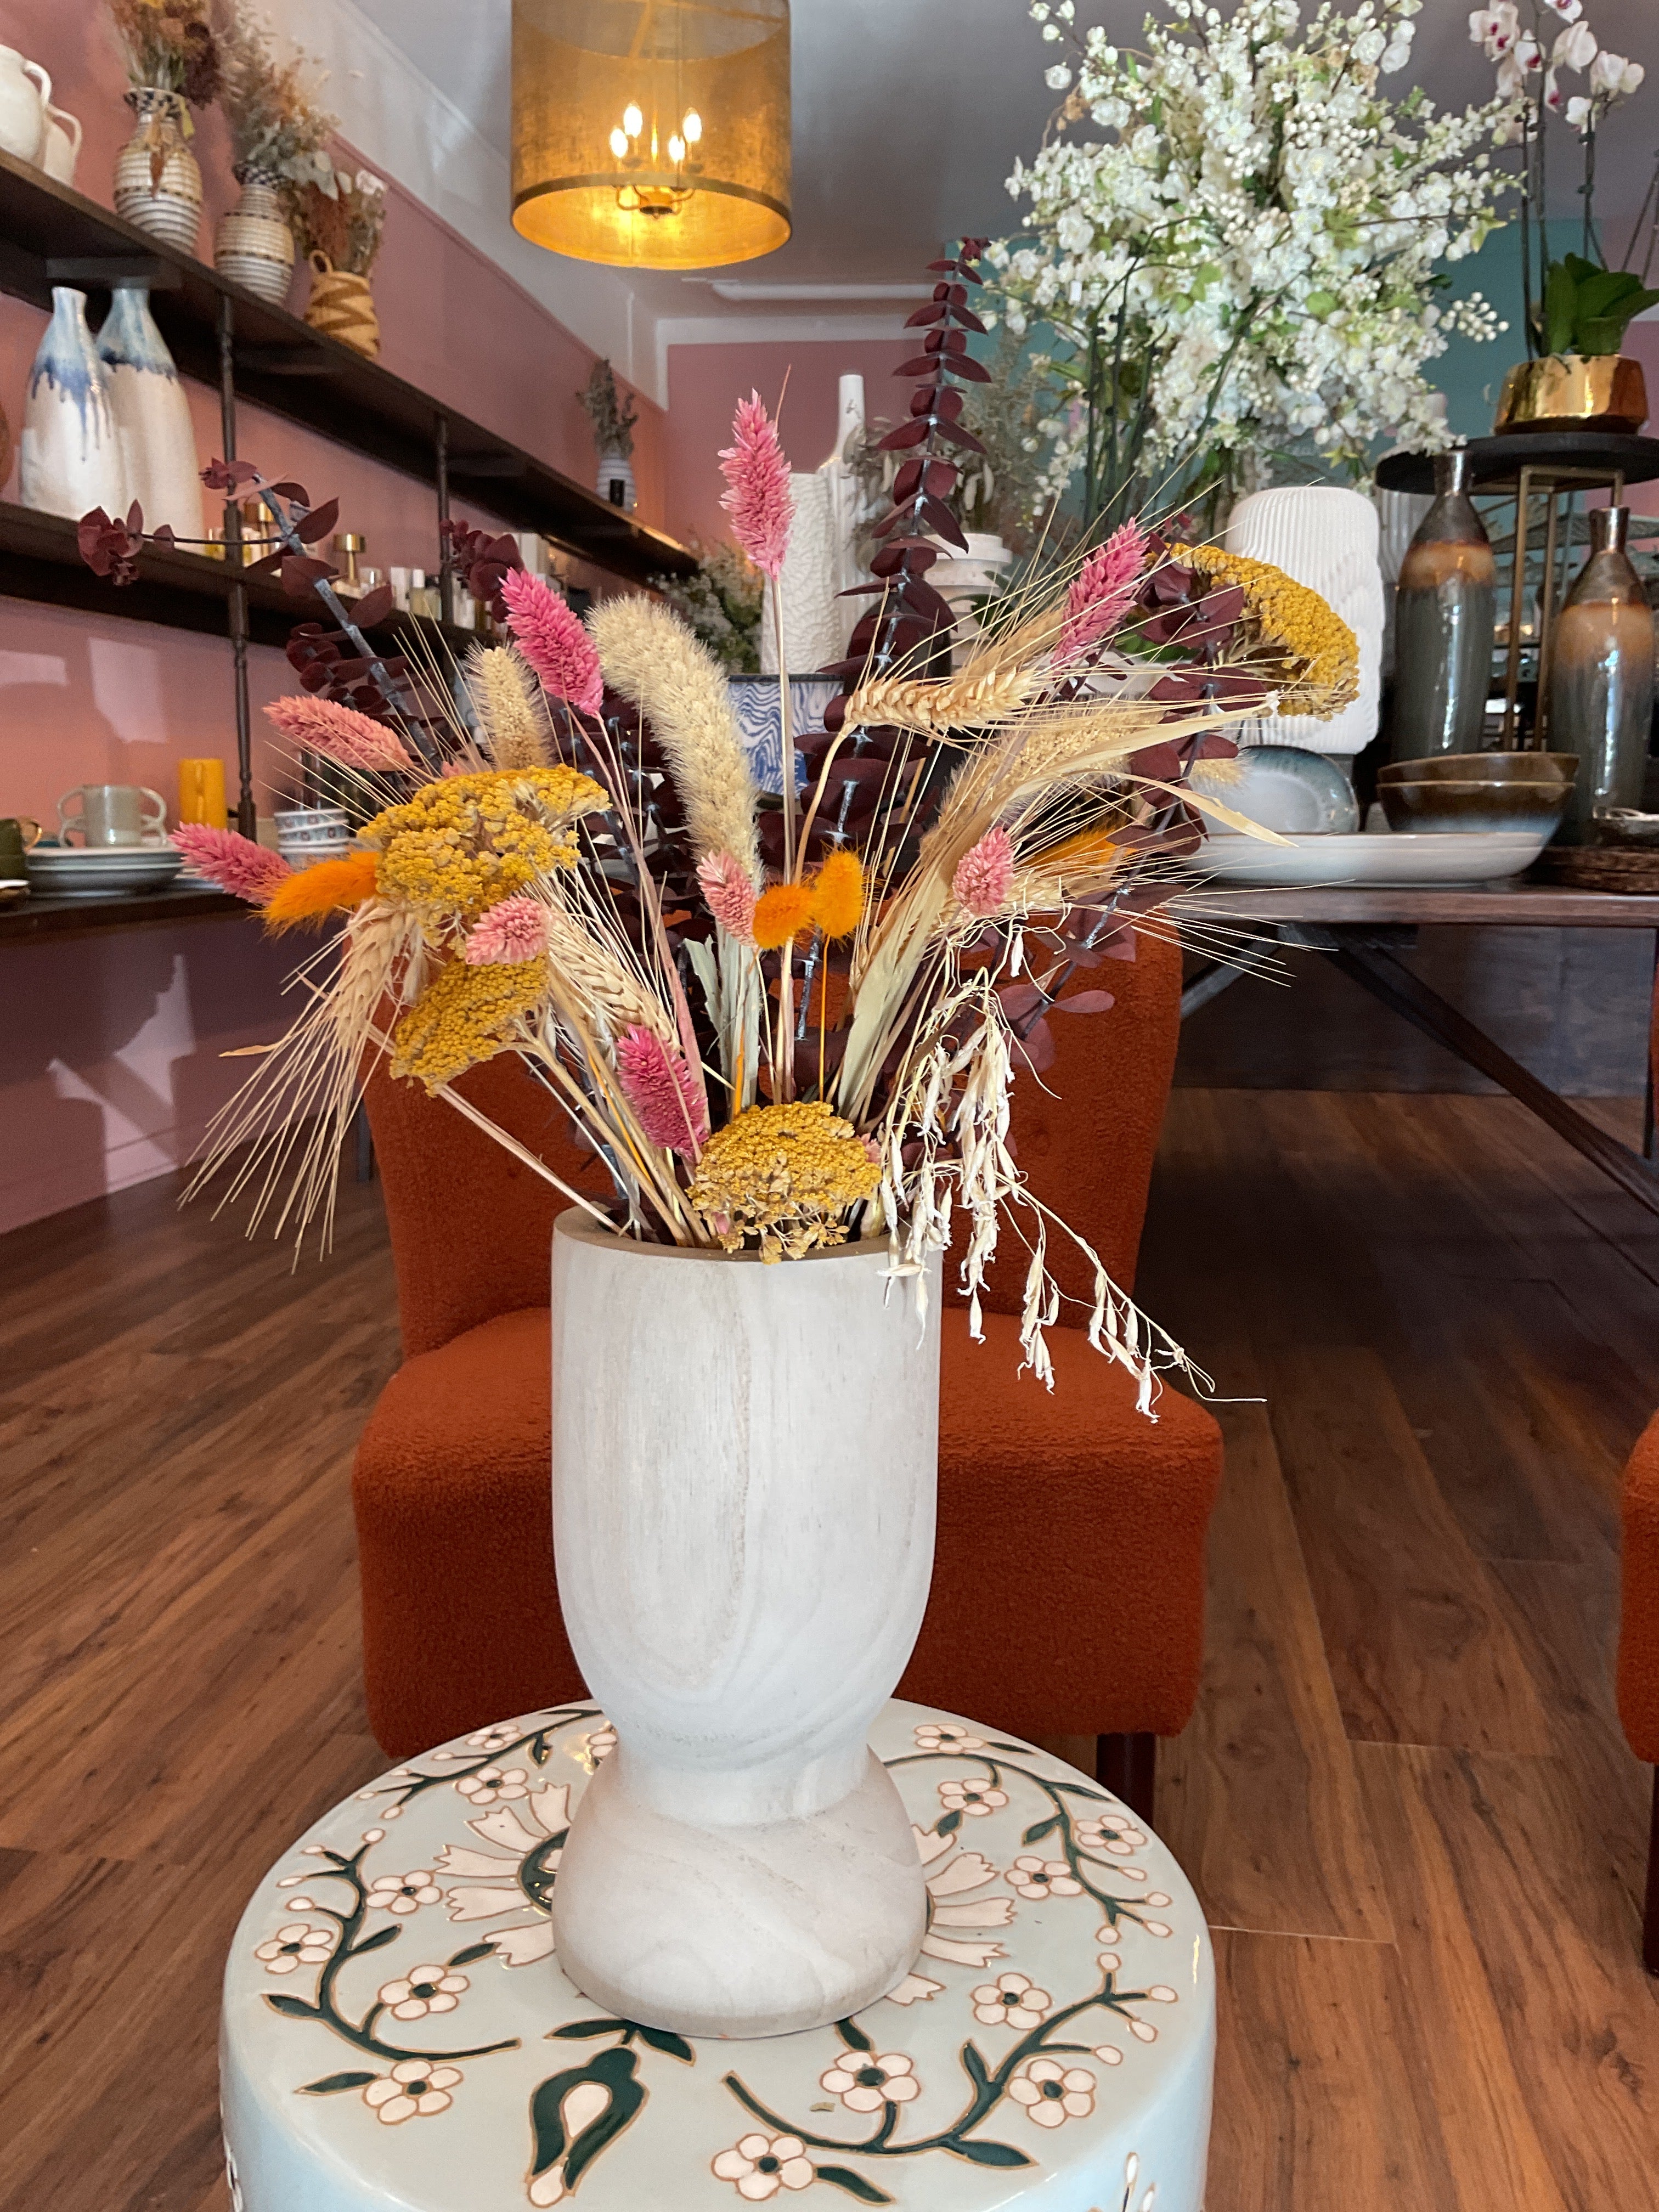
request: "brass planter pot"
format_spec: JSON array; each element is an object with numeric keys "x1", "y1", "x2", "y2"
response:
[{"x1": 1494, "y1": 353, "x2": 1649, "y2": 435}]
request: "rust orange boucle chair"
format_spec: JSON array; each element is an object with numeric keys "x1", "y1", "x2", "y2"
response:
[
  {"x1": 354, "y1": 929, "x2": 1223, "y2": 1816},
  {"x1": 1617, "y1": 1410, "x2": 1659, "y2": 1973}
]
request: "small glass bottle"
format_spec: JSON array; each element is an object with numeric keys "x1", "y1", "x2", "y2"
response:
[
  {"x1": 1548, "y1": 504, "x2": 1655, "y2": 843},
  {"x1": 1390, "y1": 446, "x2": 1497, "y2": 763}
]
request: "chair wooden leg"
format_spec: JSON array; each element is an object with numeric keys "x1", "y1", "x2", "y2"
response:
[
  {"x1": 1645, "y1": 1769, "x2": 1659, "y2": 1978},
  {"x1": 1095, "y1": 1731, "x2": 1156, "y2": 1826}
]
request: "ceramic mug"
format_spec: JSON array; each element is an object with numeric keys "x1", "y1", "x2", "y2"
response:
[
  {"x1": 178, "y1": 757, "x2": 227, "y2": 828},
  {"x1": 0, "y1": 815, "x2": 43, "y2": 879},
  {"x1": 59, "y1": 783, "x2": 167, "y2": 848}
]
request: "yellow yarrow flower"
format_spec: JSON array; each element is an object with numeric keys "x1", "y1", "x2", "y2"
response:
[
  {"x1": 1171, "y1": 543, "x2": 1358, "y2": 717},
  {"x1": 690, "y1": 1100, "x2": 881, "y2": 1262},
  {"x1": 362, "y1": 767, "x2": 608, "y2": 934},
  {"x1": 391, "y1": 954, "x2": 551, "y2": 1090}
]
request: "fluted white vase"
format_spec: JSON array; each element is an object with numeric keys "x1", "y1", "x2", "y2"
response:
[
  {"x1": 1225, "y1": 486, "x2": 1384, "y2": 758},
  {"x1": 548, "y1": 1213, "x2": 941, "y2": 2039},
  {"x1": 760, "y1": 472, "x2": 843, "y2": 675},
  {"x1": 19, "y1": 286, "x2": 127, "y2": 521},
  {"x1": 95, "y1": 283, "x2": 204, "y2": 540}
]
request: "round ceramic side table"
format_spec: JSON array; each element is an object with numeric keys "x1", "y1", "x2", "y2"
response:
[{"x1": 222, "y1": 1701, "x2": 1215, "y2": 2210}]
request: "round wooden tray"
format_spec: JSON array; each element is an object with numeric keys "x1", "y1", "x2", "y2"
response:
[{"x1": 1534, "y1": 844, "x2": 1659, "y2": 893}]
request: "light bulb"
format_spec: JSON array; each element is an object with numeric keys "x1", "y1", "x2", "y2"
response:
[
  {"x1": 681, "y1": 108, "x2": 702, "y2": 144},
  {"x1": 667, "y1": 134, "x2": 686, "y2": 163},
  {"x1": 622, "y1": 103, "x2": 642, "y2": 138},
  {"x1": 608, "y1": 126, "x2": 629, "y2": 159}
]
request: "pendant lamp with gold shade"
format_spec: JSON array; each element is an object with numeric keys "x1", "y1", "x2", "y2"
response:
[{"x1": 511, "y1": 1, "x2": 791, "y2": 270}]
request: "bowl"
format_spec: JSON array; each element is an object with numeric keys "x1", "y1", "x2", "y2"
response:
[
  {"x1": 1377, "y1": 777, "x2": 1569, "y2": 837},
  {"x1": 1378, "y1": 751, "x2": 1576, "y2": 787}
]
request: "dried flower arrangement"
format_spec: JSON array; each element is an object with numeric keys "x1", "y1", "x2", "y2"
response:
[
  {"x1": 108, "y1": 0, "x2": 221, "y2": 101},
  {"x1": 211, "y1": 0, "x2": 336, "y2": 190},
  {"x1": 651, "y1": 540, "x2": 765, "y2": 673},
  {"x1": 289, "y1": 166, "x2": 387, "y2": 276},
  {"x1": 577, "y1": 359, "x2": 640, "y2": 462},
  {"x1": 148, "y1": 248, "x2": 1356, "y2": 1404}
]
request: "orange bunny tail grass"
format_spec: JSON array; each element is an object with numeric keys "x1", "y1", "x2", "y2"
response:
[
  {"x1": 262, "y1": 852, "x2": 381, "y2": 930},
  {"x1": 752, "y1": 880, "x2": 816, "y2": 950},
  {"x1": 811, "y1": 849, "x2": 864, "y2": 939}
]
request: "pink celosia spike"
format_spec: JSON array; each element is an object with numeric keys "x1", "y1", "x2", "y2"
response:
[
  {"x1": 1057, "y1": 520, "x2": 1149, "y2": 664},
  {"x1": 170, "y1": 823, "x2": 292, "y2": 904},
  {"x1": 718, "y1": 392, "x2": 792, "y2": 579},
  {"x1": 263, "y1": 694, "x2": 416, "y2": 770},
  {"x1": 464, "y1": 894, "x2": 550, "y2": 964},
  {"x1": 696, "y1": 849, "x2": 758, "y2": 944},
  {"x1": 616, "y1": 1024, "x2": 709, "y2": 1161},
  {"x1": 500, "y1": 568, "x2": 604, "y2": 717},
  {"x1": 952, "y1": 825, "x2": 1015, "y2": 918}
]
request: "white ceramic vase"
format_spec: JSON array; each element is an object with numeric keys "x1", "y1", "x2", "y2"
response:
[
  {"x1": 0, "y1": 44, "x2": 49, "y2": 162},
  {"x1": 760, "y1": 472, "x2": 844, "y2": 676},
  {"x1": 215, "y1": 168, "x2": 296, "y2": 305},
  {"x1": 1224, "y1": 486, "x2": 1384, "y2": 758},
  {"x1": 19, "y1": 287, "x2": 127, "y2": 521},
  {"x1": 549, "y1": 1214, "x2": 941, "y2": 2039},
  {"x1": 113, "y1": 87, "x2": 202, "y2": 254},
  {"x1": 597, "y1": 450, "x2": 635, "y2": 509},
  {"x1": 95, "y1": 283, "x2": 204, "y2": 539}
]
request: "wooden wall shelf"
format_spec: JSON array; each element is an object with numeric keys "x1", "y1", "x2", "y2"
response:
[{"x1": 0, "y1": 886, "x2": 250, "y2": 945}]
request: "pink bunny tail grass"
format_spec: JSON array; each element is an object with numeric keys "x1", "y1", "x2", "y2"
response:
[
  {"x1": 1058, "y1": 520, "x2": 1149, "y2": 663},
  {"x1": 464, "y1": 894, "x2": 550, "y2": 964},
  {"x1": 952, "y1": 825, "x2": 1015, "y2": 918},
  {"x1": 718, "y1": 391, "x2": 792, "y2": 579},
  {"x1": 697, "y1": 849, "x2": 758, "y2": 944},
  {"x1": 262, "y1": 694, "x2": 415, "y2": 771},
  {"x1": 500, "y1": 568, "x2": 604, "y2": 717},
  {"x1": 616, "y1": 1024, "x2": 709, "y2": 1160},
  {"x1": 170, "y1": 823, "x2": 292, "y2": 905}
]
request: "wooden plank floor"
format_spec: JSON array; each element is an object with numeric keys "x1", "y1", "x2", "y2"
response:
[{"x1": 3, "y1": 1092, "x2": 1658, "y2": 2208}]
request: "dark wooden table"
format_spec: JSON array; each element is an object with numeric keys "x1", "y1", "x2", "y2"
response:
[{"x1": 1170, "y1": 882, "x2": 1659, "y2": 1217}]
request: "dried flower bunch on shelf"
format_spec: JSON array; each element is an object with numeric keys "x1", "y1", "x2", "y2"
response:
[{"x1": 159, "y1": 246, "x2": 1357, "y2": 1397}]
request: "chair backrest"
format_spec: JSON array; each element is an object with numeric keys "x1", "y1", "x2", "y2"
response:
[
  {"x1": 363, "y1": 1053, "x2": 608, "y2": 1357},
  {"x1": 365, "y1": 924, "x2": 1182, "y2": 1355}
]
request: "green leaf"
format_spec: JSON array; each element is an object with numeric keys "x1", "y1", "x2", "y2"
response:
[
  {"x1": 816, "y1": 2168, "x2": 894, "y2": 2204},
  {"x1": 634, "y1": 2025, "x2": 695, "y2": 2063},
  {"x1": 1544, "y1": 261, "x2": 1578, "y2": 356},
  {"x1": 1304, "y1": 289, "x2": 1338, "y2": 321},
  {"x1": 1564, "y1": 250, "x2": 1602, "y2": 283},
  {"x1": 447, "y1": 1942, "x2": 497, "y2": 1967},
  {"x1": 264, "y1": 1993, "x2": 319, "y2": 2018},
  {"x1": 836, "y1": 2015, "x2": 874, "y2": 2053},
  {"x1": 1051, "y1": 1780, "x2": 1107, "y2": 1800},
  {"x1": 300, "y1": 2070, "x2": 379, "y2": 2095},
  {"x1": 1022, "y1": 1815, "x2": 1060, "y2": 1846},
  {"x1": 1576, "y1": 268, "x2": 1641, "y2": 320},
  {"x1": 951, "y1": 2137, "x2": 1035, "y2": 2168},
  {"x1": 935, "y1": 1809, "x2": 962, "y2": 1837},
  {"x1": 985, "y1": 1741, "x2": 1032, "y2": 1755},
  {"x1": 961, "y1": 2040, "x2": 991, "y2": 2094},
  {"x1": 1578, "y1": 316, "x2": 1634, "y2": 355},
  {"x1": 549, "y1": 2018, "x2": 627, "y2": 2040},
  {"x1": 563, "y1": 2049, "x2": 644, "y2": 2192},
  {"x1": 352, "y1": 1925, "x2": 400, "y2": 1956}
]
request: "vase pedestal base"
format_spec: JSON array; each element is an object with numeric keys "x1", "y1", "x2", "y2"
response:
[{"x1": 550, "y1": 1742, "x2": 928, "y2": 2038}]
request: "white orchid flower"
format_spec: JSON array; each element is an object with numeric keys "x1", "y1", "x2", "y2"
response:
[
  {"x1": 1551, "y1": 21, "x2": 1598, "y2": 72},
  {"x1": 1541, "y1": 0, "x2": 1583, "y2": 17},
  {"x1": 1565, "y1": 93, "x2": 1592, "y2": 129},
  {"x1": 1590, "y1": 50, "x2": 1644, "y2": 100},
  {"x1": 1469, "y1": 3, "x2": 1519, "y2": 55}
]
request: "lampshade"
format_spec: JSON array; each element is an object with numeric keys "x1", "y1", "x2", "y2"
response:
[{"x1": 511, "y1": 0, "x2": 792, "y2": 270}]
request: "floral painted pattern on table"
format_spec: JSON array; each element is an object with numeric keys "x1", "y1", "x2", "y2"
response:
[{"x1": 236, "y1": 1706, "x2": 1196, "y2": 2209}]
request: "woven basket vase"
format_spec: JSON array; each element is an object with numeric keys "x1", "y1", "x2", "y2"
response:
[{"x1": 303, "y1": 255, "x2": 379, "y2": 358}]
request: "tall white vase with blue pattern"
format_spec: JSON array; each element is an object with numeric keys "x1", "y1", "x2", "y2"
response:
[
  {"x1": 96, "y1": 282, "x2": 204, "y2": 540},
  {"x1": 18, "y1": 286, "x2": 127, "y2": 521}
]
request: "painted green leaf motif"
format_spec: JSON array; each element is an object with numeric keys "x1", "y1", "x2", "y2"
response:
[
  {"x1": 1051, "y1": 1781, "x2": 1107, "y2": 1801},
  {"x1": 352, "y1": 1926, "x2": 400, "y2": 1955},
  {"x1": 960, "y1": 2040, "x2": 991, "y2": 2094},
  {"x1": 816, "y1": 2166, "x2": 894, "y2": 2204},
  {"x1": 985, "y1": 1741, "x2": 1031, "y2": 1755},
  {"x1": 634, "y1": 2025, "x2": 695, "y2": 2062},
  {"x1": 300, "y1": 2070, "x2": 379, "y2": 2095},
  {"x1": 935, "y1": 1810, "x2": 963, "y2": 1837},
  {"x1": 836, "y1": 2015, "x2": 874, "y2": 2055},
  {"x1": 563, "y1": 2049, "x2": 645, "y2": 2192},
  {"x1": 264, "y1": 1993, "x2": 319, "y2": 2018},
  {"x1": 549, "y1": 2018, "x2": 627, "y2": 2041},
  {"x1": 447, "y1": 1942, "x2": 496, "y2": 1968},
  {"x1": 952, "y1": 2137, "x2": 1034, "y2": 2168},
  {"x1": 1022, "y1": 1815, "x2": 1060, "y2": 1846}
]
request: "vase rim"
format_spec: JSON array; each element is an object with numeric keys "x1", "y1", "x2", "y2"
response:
[
  {"x1": 554, "y1": 1209, "x2": 899, "y2": 1269},
  {"x1": 125, "y1": 84, "x2": 185, "y2": 113},
  {"x1": 233, "y1": 161, "x2": 285, "y2": 188}
]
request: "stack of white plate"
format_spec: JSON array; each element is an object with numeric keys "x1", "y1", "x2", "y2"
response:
[{"x1": 25, "y1": 844, "x2": 185, "y2": 898}]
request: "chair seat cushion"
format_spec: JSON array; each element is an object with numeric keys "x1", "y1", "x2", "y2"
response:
[
  {"x1": 1620, "y1": 1409, "x2": 1659, "y2": 1762},
  {"x1": 898, "y1": 1308, "x2": 1224, "y2": 1740}
]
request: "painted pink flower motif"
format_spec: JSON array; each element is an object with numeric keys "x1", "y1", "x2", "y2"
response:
[
  {"x1": 616, "y1": 1025, "x2": 709, "y2": 1160},
  {"x1": 952, "y1": 826, "x2": 1014, "y2": 918},
  {"x1": 817, "y1": 2050, "x2": 921, "y2": 2114},
  {"x1": 170, "y1": 823, "x2": 291, "y2": 904},
  {"x1": 263, "y1": 693, "x2": 415, "y2": 770},
  {"x1": 500, "y1": 567, "x2": 604, "y2": 716},
  {"x1": 464, "y1": 894, "x2": 549, "y2": 964},
  {"x1": 719, "y1": 392, "x2": 792, "y2": 578},
  {"x1": 697, "y1": 849, "x2": 758, "y2": 944},
  {"x1": 1057, "y1": 519, "x2": 1148, "y2": 663}
]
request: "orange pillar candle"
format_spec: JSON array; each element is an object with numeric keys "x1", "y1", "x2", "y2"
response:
[{"x1": 178, "y1": 757, "x2": 227, "y2": 828}]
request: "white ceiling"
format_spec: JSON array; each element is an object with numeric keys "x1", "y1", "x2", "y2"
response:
[{"x1": 328, "y1": 0, "x2": 1659, "y2": 399}]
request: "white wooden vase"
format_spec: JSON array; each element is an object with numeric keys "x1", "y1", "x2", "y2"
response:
[
  {"x1": 95, "y1": 282, "x2": 204, "y2": 540},
  {"x1": 19, "y1": 286, "x2": 127, "y2": 522},
  {"x1": 549, "y1": 1213, "x2": 941, "y2": 2039}
]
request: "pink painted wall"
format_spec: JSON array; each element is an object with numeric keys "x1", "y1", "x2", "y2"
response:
[{"x1": 664, "y1": 337, "x2": 915, "y2": 549}]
